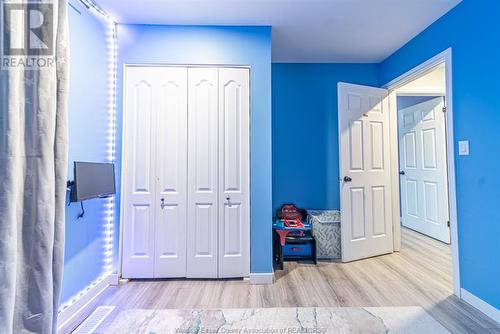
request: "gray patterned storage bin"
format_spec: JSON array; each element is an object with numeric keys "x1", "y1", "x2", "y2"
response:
[{"x1": 307, "y1": 210, "x2": 341, "y2": 259}]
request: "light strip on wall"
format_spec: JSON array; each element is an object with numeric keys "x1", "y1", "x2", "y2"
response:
[
  {"x1": 103, "y1": 13, "x2": 117, "y2": 277},
  {"x1": 58, "y1": 0, "x2": 117, "y2": 313}
]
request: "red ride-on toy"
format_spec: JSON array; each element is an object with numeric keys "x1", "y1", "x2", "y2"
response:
[{"x1": 279, "y1": 204, "x2": 304, "y2": 228}]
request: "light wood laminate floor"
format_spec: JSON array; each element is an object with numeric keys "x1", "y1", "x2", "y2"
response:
[{"x1": 63, "y1": 228, "x2": 499, "y2": 333}]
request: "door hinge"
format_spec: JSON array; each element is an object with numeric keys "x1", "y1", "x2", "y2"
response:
[
  {"x1": 447, "y1": 221, "x2": 451, "y2": 227},
  {"x1": 442, "y1": 106, "x2": 447, "y2": 113}
]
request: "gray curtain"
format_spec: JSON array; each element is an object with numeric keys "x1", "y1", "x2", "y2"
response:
[{"x1": 0, "y1": 0, "x2": 69, "y2": 333}]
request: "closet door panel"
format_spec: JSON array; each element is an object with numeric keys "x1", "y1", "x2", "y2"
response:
[
  {"x1": 187, "y1": 67, "x2": 219, "y2": 278},
  {"x1": 122, "y1": 67, "x2": 157, "y2": 278},
  {"x1": 218, "y1": 68, "x2": 250, "y2": 278},
  {"x1": 154, "y1": 67, "x2": 188, "y2": 278}
]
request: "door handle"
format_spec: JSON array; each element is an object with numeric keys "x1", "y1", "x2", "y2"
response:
[
  {"x1": 343, "y1": 176, "x2": 352, "y2": 182},
  {"x1": 160, "y1": 198, "x2": 166, "y2": 209},
  {"x1": 399, "y1": 171, "x2": 406, "y2": 176}
]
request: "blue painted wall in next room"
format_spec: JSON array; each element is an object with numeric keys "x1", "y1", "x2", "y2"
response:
[
  {"x1": 397, "y1": 96, "x2": 440, "y2": 111},
  {"x1": 380, "y1": 0, "x2": 500, "y2": 308},
  {"x1": 272, "y1": 64, "x2": 379, "y2": 212},
  {"x1": 62, "y1": 1, "x2": 109, "y2": 305},
  {"x1": 115, "y1": 25, "x2": 273, "y2": 273}
]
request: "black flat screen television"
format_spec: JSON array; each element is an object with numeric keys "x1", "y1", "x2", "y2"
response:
[{"x1": 70, "y1": 161, "x2": 116, "y2": 202}]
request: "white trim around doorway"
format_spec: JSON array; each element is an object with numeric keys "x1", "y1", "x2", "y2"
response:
[{"x1": 383, "y1": 48, "x2": 461, "y2": 298}]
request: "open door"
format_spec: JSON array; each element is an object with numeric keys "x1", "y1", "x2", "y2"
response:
[
  {"x1": 338, "y1": 83, "x2": 394, "y2": 262},
  {"x1": 398, "y1": 97, "x2": 450, "y2": 243}
]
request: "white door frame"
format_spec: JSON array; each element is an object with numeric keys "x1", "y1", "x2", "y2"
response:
[
  {"x1": 118, "y1": 63, "x2": 252, "y2": 279},
  {"x1": 383, "y1": 48, "x2": 460, "y2": 297}
]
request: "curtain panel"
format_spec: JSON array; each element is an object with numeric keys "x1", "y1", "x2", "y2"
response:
[{"x1": 0, "y1": 0, "x2": 69, "y2": 332}]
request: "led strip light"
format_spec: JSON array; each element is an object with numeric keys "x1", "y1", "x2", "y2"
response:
[
  {"x1": 59, "y1": 0, "x2": 117, "y2": 313},
  {"x1": 103, "y1": 7, "x2": 117, "y2": 277}
]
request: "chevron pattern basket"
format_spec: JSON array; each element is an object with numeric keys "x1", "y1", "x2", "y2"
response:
[{"x1": 307, "y1": 210, "x2": 341, "y2": 260}]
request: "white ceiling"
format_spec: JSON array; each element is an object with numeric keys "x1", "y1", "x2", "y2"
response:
[{"x1": 94, "y1": 0, "x2": 461, "y2": 63}]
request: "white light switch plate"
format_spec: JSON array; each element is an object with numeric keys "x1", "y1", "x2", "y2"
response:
[{"x1": 458, "y1": 140, "x2": 469, "y2": 155}]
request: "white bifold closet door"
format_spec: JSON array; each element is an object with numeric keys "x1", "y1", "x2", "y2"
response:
[
  {"x1": 122, "y1": 66, "x2": 188, "y2": 278},
  {"x1": 186, "y1": 68, "x2": 219, "y2": 278},
  {"x1": 122, "y1": 66, "x2": 249, "y2": 279},
  {"x1": 186, "y1": 67, "x2": 250, "y2": 278},
  {"x1": 154, "y1": 68, "x2": 188, "y2": 277},
  {"x1": 217, "y1": 68, "x2": 250, "y2": 278}
]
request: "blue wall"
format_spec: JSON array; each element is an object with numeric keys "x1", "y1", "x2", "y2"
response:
[
  {"x1": 380, "y1": 0, "x2": 500, "y2": 308},
  {"x1": 115, "y1": 25, "x2": 273, "y2": 273},
  {"x1": 272, "y1": 64, "x2": 379, "y2": 211},
  {"x1": 397, "y1": 96, "x2": 440, "y2": 110},
  {"x1": 62, "y1": 2, "x2": 109, "y2": 305}
]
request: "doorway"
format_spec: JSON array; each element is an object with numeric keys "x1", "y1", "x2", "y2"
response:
[
  {"x1": 395, "y1": 65, "x2": 450, "y2": 243},
  {"x1": 338, "y1": 48, "x2": 460, "y2": 296},
  {"x1": 386, "y1": 49, "x2": 460, "y2": 297}
]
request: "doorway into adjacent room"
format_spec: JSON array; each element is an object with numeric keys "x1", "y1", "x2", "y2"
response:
[
  {"x1": 394, "y1": 64, "x2": 450, "y2": 243},
  {"x1": 337, "y1": 49, "x2": 459, "y2": 297},
  {"x1": 385, "y1": 50, "x2": 460, "y2": 297}
]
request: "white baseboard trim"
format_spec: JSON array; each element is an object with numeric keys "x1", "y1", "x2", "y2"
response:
[
  {"x1": 118, "y1": 278, "x2": 129, "y2": 285},
  {"x1": 57, "y1": 274, "x2": 112, "y2": 332},
  {"x1": 250, "y1": 272, "x2": 274, "y2": 285},
  {"x1": 461, "y1": 288, "x2": 500, "y2": 324},
  {"x1": 109, "y1": 273, "x2": 120, "y2": 286}
]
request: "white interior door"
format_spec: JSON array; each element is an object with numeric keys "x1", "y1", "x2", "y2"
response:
[
  {"x1": 187, "y1": 67, "x2": 219, "y2": 278},
  {"x1": 122, "y1": 67, "x2": 157, "y2": 278},
  {"x1": 338, "y1": 82, "x2": 394, "y2": 262},
  {"x1": 218, "y1": 68, "x2": 250, "y2": 278},
  {"x1": 154, "y1": 67, "x2": 188, "y2": 277},
  {"x1": 398, "y1": 97, "x2": 450, "y2": 243}
]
